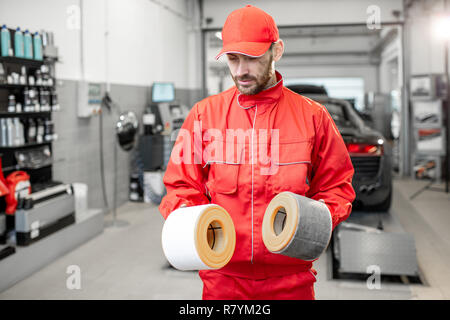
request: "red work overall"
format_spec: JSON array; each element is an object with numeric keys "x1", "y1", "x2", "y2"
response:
[{"x1": 160, "y1": 71, "x2": 355, "y2": 300}]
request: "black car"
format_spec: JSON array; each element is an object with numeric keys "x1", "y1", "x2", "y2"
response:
[
  {"x1": 286, "y1": 86, "x2": 392, "y2": 211},
  {"x1": 285, "y1": 84, "x2": 328, "y2": 96}
]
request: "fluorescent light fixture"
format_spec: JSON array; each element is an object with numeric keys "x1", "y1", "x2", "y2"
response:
[{"x1": 432, "y1": 14, "x2": 450, "y2": 39}]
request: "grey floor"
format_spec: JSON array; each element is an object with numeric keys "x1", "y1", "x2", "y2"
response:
[{"x1": 0, "y1": 176, "x2": 449, "y2": 300}]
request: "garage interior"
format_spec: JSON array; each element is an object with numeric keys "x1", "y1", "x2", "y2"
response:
[{"x1": 0, "y1": 0, "x2": 449, "y2": 300}]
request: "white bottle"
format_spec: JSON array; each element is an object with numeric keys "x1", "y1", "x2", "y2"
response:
[
  {"x1": 14, "y1": 118, "x2": 24, "y2": 145},
  {"x1": 0, "y1": 121, "x2": 2, "y2": 147},
  {"x1": 6, "y1": 118, "x2": 15, "y2": 146},
  {"x1": 0, "y1": 119, "x2": 7, "y2": 146}
]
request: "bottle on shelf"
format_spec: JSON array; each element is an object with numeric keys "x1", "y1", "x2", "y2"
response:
[
  {"x1": 14, "y1": 27, "x2": 24, "y2": 58},
  {"x1": 1, "y1": 25, "x2": 12, "y2": 57},
  {"x1": 28, "y1": 75, "x2": 35, "y2": 86},
  {"x1": 19, "y1": 66, "x2": 27, "y2": 85},
  {"x1": 6, "y1": 118, "x2": 15, "y2": 146},
  {"x1": 8, "y1": 95, "x2": 16, "y2": 112},
  {"x1": 10, "y1": 72, "x2": 19, "y2": 84},
  {"x1": 26, "y1": 118, "x2": 37, "y2": 143},
  {"x1": 39, "y1": 88, "x2": 50, "y2": 111},
  {"x1": 36, "y1": 118, "x2": 44, "y2": 143},
  {"x1": 40, "y1": 65, "x2": 49, "y2": 85},
  {"x1": 23, "y1": 87, "x2": 31, "y2": 112},
  {"x1": 33, "y1": 32, "x2": 43, "y2": 60},
  {"x1": 23, "y1": 29, "x2": 33, "y2": 59},
  {"x1": 0, "y1": 118, "x2": 7, "y2": 146},
  {"x1": 28, "y1": 87, "x2": 39, "y2": 111},
  {"x1": 35, "y1": 70, "x2": 42, "y2": 85},
  {"x1": 44, "y1": 119, "x2": 54, "y2": 141},
  {"x1": 0, "y1": 63, "x2": 6, "y2": 83},
  {"x1": 13, "y1": 118, "x2": 24, "y2": 146},
  {"x1": 50, "y1": 89, "x2": 59, "y2": 111}
]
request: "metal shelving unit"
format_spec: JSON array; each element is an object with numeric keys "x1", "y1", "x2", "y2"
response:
[
  {"x1": 0, "y1": 56, "x2": 44, "y2": 68},
  {"x1": 0, "y1": 59, "x2": 55, "y2": 183},
  {"x1": 0, "y1": 29, "x2": 104, "y2": 292}
]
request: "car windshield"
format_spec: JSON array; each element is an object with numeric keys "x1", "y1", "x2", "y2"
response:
[{"x1": 323, "y1": 103, "x2": 354, "y2": 127}]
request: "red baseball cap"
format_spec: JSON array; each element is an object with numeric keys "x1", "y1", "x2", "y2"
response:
[{"x1": 215, "y1": 5, "x2": 279, "y2": 60}]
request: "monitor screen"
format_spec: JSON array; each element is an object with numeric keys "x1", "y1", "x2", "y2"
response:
[{"x1": 152, "y1": 83, "x2": 175, "y2": 103}]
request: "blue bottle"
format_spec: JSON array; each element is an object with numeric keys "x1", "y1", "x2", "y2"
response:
[
  {"x1": 23, "y1": 29, "x2": 33, "y2": 59},
  {"x1": 1, "y1": 25, "x2": 11, "y2": 57},
  {"x1": 14, "y1": 27, "x2": 24, "y2": 58},
  {"x1": 33, "y1": 32, "x2": 43, "y2": 60}
]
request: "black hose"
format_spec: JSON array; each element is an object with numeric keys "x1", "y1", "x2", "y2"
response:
[{"x1": 99, "y1": 108, "x2": 109, "y2": 209}]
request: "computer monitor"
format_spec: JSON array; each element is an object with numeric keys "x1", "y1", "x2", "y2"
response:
[{"x1": 152, "y1": 82, "x2": 175, "y2": 103}]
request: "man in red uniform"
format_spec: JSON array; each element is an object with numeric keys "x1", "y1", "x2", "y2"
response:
[{"x1": 159, "y1": 5, "x2": 355, "y2": 300}]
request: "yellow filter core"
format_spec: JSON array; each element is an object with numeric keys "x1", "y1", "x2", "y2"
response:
[
  {"x1": 195, "y1": 205, "x2": 236, "y2": 269},
  {"x1": 262, "y1": 192, "x2": 300, "y2": 252}
]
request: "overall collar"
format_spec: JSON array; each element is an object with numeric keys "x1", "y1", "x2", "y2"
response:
[{"x1": 236, "y1": 71, "x2": 283, "y2": 110}]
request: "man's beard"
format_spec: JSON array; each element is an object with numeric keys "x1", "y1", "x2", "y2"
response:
[{"x1": 232, "y1": 58, "x2": 274, "y2": 95}]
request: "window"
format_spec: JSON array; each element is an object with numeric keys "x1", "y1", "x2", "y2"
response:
[{"x1": 284, "y1": 77, "x2": 365, "y2": 111}]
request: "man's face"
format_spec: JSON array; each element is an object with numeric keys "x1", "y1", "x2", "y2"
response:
[{"x1": 226, "y1": 47, "x2": 274, "y2": 95}]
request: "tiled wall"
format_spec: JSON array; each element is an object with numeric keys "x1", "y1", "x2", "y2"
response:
[{"x1": 52, "y1": 79, "x2": 201, "y2": 212}]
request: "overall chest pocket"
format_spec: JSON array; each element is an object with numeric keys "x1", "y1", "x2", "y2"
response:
[
  {"x1": 205, "y1": 161, "x2": 240, "y2": 195},
  {"x1": 268, "y1": 141, "x2": 312, "y2": 195}
]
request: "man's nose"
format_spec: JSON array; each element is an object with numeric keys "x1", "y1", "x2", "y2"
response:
[{"x1": 235, "y1": 60, "x2": 249, "y2": 77}]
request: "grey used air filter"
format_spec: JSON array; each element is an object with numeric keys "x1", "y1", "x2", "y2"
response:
[{"x1": 262, "y1": 192, "x2": 332, "y2": 261}]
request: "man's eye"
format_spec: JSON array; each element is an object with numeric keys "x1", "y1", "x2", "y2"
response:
[{"x1": 247, "y1": 56, "x2": 259, "y2": 61}]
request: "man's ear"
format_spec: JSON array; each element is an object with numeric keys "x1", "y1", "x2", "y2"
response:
[{"x1": 272, "y1": 39, "x2": 284, "y2": 62}]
